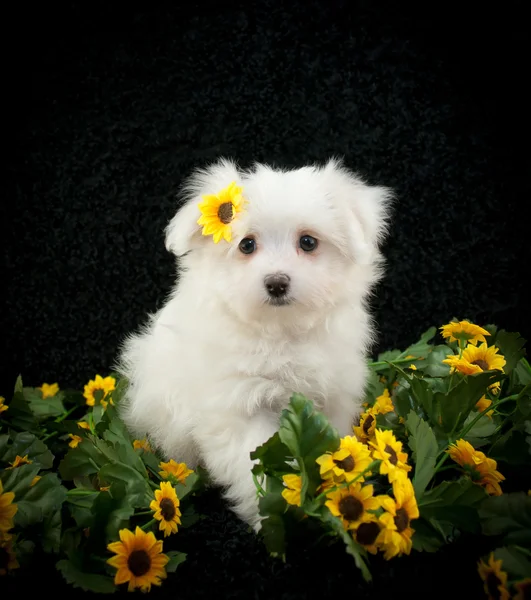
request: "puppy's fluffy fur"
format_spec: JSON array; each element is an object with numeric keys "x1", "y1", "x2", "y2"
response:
[{"x1": 118, "y1": 158, "x2": 391, "y2": 529}]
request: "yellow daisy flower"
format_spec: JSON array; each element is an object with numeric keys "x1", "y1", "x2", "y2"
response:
[
  {"x1": 30, "y1": 476, "x2": 41, "y2": 487},
  {"x1": 353, "y1": 409, "x2": 377, "y2": 443},
  {"x1": 352, "y1": 513, "x2": 389, "y2": 555},
  {"x1": 475, "y1": 395, "x2": 494, "y2": 418},
  {"x1": 477, "y1": 554, "x2": 510, "y2": 600},
  {"x1": 149, "y1": 482, "x2": 182, "y2": 537},
  {"x1": 316, "y1": 436, "x2": 372, "y2": 483},
  {"x1": 133, "y1": 439, "x2": 152, "y2": 452},
  {"x1": 39, "y1": 382, "x2": 59, "y2": 398},
  {"x1": 447, "y1": 439, "x2": 504, "y2": 496},
  {"x1": 0, "y1": 481, "x2": 18, "y2": 534},
  {"x1": 0, "y1": 396, "x2": 8, "y2": 415},
  {"x1": 373, "y1": 389, "x2": 394, "y2": 414},
  {"x1": 83, "y1": 374, "x2": 116, "y2": 407},
  {"x1": 513, "y1": 579, "x2": 531, "y2": 600},
  {"x1": 440, "y1": 320, "x2": 490, "y2": 346},
  {"x1": 107, "y1": 526, "x2": 169, "y2": 592},
  {"x1": 408, "y1": 364, "x2": 417, "y2": 371},
  {"x1": 158, "y1": 460, "x2": 193, "y2": 485},
  {"x1": 68, "y1": 434, "x2": 83, "y2": 448},
  {"x1": 197, "y1": 181, "x2": 246, "y2": 243},
  {"x1": 379, "y1": 476, "x2": 419, "y2": 559},
  {"x1": 6, "y1": 455, "x2": 32, "y2": 470},
  {"x1": 325, "y1": 482, "x2": 381, "y2": 530},
  {"x1": 281, "y1": 474, "x2": 302, "y2": 507},
  {"x1": 0, "y1": 534, "x2": 20, "y2": 576},
  {"x1": 77, "y1": 421, "x2": 91, "y2": 430},
  {"x1": 370, "y1": 429, "x2": 412, "y2": 483}
]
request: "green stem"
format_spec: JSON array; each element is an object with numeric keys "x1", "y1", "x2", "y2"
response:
[
  {"x1": 252, "y1": 472, "x2": 266, "y2": 497},
  {"x1": 88, "y1": 458, "x2": 100, "y2": 472},
  {"x1": 148, "y1": 480, "x2": 160, "y2": 491},
  {"x1": 141, "y1": 518, "x2": 156, "y2": 531},
  {"x1": 41, "y1": 431, "x2": 59, "y2": 442},
  {"x1": 434, "y1": 453, "x2": 449, "y2": 474},
  {"x1": 55, "y1": 406, "x2": 78, "y2": 423},
  {"x1": 66, "y1": 499, "x2": 93, "y2": 508},
  {"x1": 368, "y1": 358, "x2": 421, "y2": 368},
  {"x1": 135, "y1": 510, "x2": 154, "y2": 516},
  {"x1": 67, "y1": 489, "x2": 97, "y2": 496},
  {"x1": 146, "y1": 465, "x2": 162, "y2": 481}
]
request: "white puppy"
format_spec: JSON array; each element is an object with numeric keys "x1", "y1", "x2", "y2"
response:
[{"x1": 117, "y1": 158, "x2": 391, "y2": 529}]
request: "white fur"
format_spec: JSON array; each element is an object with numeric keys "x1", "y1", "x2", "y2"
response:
[{"x1": 117, "y1": 158, "x2": 392, "y2": 529}]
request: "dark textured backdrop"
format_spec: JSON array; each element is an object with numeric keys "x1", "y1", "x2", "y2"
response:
[{"x1": 4, "y1": 1, "x2": 529, "y2": 597}]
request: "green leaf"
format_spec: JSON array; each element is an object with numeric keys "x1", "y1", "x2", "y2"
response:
[
  {"x1": 258, "y1": 480, "x2": 287, "y2": 560},
  {"x1": 56, "y1": 559, "x2": 116, "y2": 593},
  {"x1": 88, "y1": 488, "x2": 135, "y2": 550},
  {"x1": 1, "y1": 463, "x2": 40, "y2": 495},
  {"x1": 102, "y1": 416, "x2": 147, "y2": 477},
  {"x1": 251, "y1": 432, "x2": 292, "y2": 477},
  {"x1": 166, "y1": 551, "x2": 187, "y2": 573},
  {"x1": 439, "y1": 371, "x2": 501, "y2": 434},
  {"x1": 278, "y1": 394, "x2": 340, "y2": 501},
  {"x1": 59, "y1": 437, "x2": 108, "y2": 479},
  {"x1": 418, "y1": 478, "x2": 487, "y2": 532},
  {"x1": 42, "y1": 508, "x2": 63, "y2": 553},
  {"x1": 514, "y1": 358, "x2": 531, "y2": 386},
  {"x1": 98, "y1": 463, "x2": 152, "y2": 508},
  {"x1": 2, "y1": 431, "x2": 54, "y2": 469},
  {"x1": 410, "y1": 378, "x2": 436, "y2": 421},
  {"x1": 376, "y1": 348, "x2": 401, "y2": 363},
  {"x1": 173, "y1": 471, "x2": 200, "y2": 502},
  {"x1": 24, "y1": 387, "x2": 65, "y2": 419},
  {"x1": 15, "y1": 472, "x2": 67, "y2": 527},
  {"x1": 6, "y1": 391, "x2": 38, "y2": 432},
  {"x1": 423, "y1": 345, "x2": 452, "y2": 377},
  {"x1": 479, "y1": 492, "x2": 531, "y2": 545},
  {"x1": 493, "y1": 546, "x2": 531, "y2": 578},
  {"x1": 14, "y1": 374, "x2": 24, "y2": 394},
  {"x1": 397, "y1": 327, "x2": 437, "y2": 359},
  {"x1": 65, "y1": 490, "x2": 99, "y2": 528},
  {"x1": 494, "y1": 331, "x2": 527, "y2": 374},
  {"x1": 462, "y1": 413, "x2": 497, "y2": 444},
  {"x1": 411, "y1": 517, "x2": 447, "y2": 552},
  {"x1": 406, "y1": 411, "x2": 438, "y2": 496},
  {"x1": 320, "y1": 508, "x2": 371, "y2": 581}
]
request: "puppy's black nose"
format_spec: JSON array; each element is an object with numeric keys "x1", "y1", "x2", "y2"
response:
[{"x1": 264, "y1": 273, "x2": 291, "y2": 298}]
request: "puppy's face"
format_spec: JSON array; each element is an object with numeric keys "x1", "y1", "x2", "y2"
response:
[{"x1": 165, "y1": 159, "x2": 391, "y2": 324}]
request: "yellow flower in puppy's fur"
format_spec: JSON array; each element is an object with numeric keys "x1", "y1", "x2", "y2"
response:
[{"x1": 197, "y1": 181, "x2": 245, "y2": 243}]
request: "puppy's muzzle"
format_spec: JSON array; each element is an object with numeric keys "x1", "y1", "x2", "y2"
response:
[{"x1": 264, "y1": 273, "x2": 291, "y2": 301}]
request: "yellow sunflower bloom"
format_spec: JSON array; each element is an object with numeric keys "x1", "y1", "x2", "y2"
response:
[
  {"x1": 281, "y1": 474, "x2": 302, "y2": 506},
  {"x1": 158, "y1": 460, "x2": 193, "y2": 484},
  {"x1": 0, "y1": 482, "x2": 18, "y2": 534},
  {"x1": 443, "y1": 343, "x2": 505, "y2": 393},
  {"x1": 30, "y1": 476, "x2": 41, "y2": 487},
  {"x1": 352, "y1": 513, "x2": 390, "y2": 555},
  {"x1": 353, "y1": 408, "x2": 377, "y2": 443},
  {"x1": 133, "y1": 439, "x2": 152, "y2": 453},
  {"x1": 475, "y1": 395, "x2": 494, "y2": 418},
  {"x1": 408, "y1": 364, "x2": 417, "y2": 371},
  {"x1": 379, "y1": 476, "x2": 419, "y2": 559},
  {"x1": 77, "y1": 421, "x2": 91, "y2": 430},
  {"x1": 149, "y1": 482, "x2": 182, "y2": 537},
  {"x1": 316, "y1": 436, "x2": 372, "y2": 483},
  {"x1": 514, "y1": 579, "x2": 531, "y2": 600},
  {"x1": 197, "y1": 181, "x2": 246, "y2": 243},
  {"x1": 0, "y1": 396, "x2": 8, "y2": 415},
  {"x1": 0, "y1": 534, "x2": 20, "y2": 575},
  {"x1": 370, "y1": 429, "x2": 412, "y2": 483},
  {"x1": 107, "y1": 526, "x2": 169, "y2": 592},
  {"x1": 447, "y1": 439, "x2": 505, "y2": 496},
  {"x1": 325, "y1": 482, "x2": 381, "y2": 530},
  {"x1": 6, "y1": 455, "x2": 32, "y2": 470},
  {"x1": 373, "y1": 389, "x2": 394, "y2": 414},
  {"x1": 68, "y1": 434, "x2": 83, "y2": 449},
  {"x1": 83, "y1": 374, "x2": 116, "y2": 407},
  {"x1": 39, "y1": 382, "x2": 59, "y2": 398},
  {"x1": 477, "y1": 554, "x2": 510, "y2": 600},
  {"x1": 440, "y1": 320, "x2": 490, "y2": 346}
]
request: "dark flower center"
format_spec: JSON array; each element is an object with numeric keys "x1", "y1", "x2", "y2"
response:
[
  {"x1": 356, "y1": 521, "x2": 381, "y2": 546},
  {"x1": 0, "y1": 547, "x2": 9, "y2": 571},
  {"x1": 472, "y1": 359, "x2": 489, "y2": 371},
  {"x1": 486, "y1": 573, "x2": 503, "y2": 600},
  {"x1": 384, "y1": 444, "x2": 398, "y2": 465},
  {"x1": 362, "y1": 414, "x2": 374, "y2": 435},
  {"x1": 338, "y1": 496, "x2": 364, "y2": 521},
  {"x1": 218, "y1": 202, "x2": 233, "y2": 224},
  {"x1": 334, "y1": 455, "x2": 355, "y2": 472},
  {"x1": 160, "y1": 498, "x2": 176, "y2": 521},
  {"x1": 394, "y1": 507, "x2": 410, "y2": 532},
  {"x1": 127, "y1": 549, "x2": 152, "y2": 577}
]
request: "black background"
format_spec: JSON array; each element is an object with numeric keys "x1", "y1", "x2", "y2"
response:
[{"x1": 4, "y1": 1, "x2": 530, "y2": 597}]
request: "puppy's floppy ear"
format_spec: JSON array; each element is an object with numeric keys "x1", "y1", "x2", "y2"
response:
[
  {"x1": 165, "y1": 158, "x2": 241, "y2": 256},
  {"x1": 323, "y1": 158, "x2": 393, "y2": 264}
]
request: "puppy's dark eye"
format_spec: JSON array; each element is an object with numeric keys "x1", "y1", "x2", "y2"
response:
[
  {"x1": 239, "y1": 237, "x2": 256, "y2": 255},
  {"x1": 299, "y1": 235, "x2": 318, "y2": 252}
]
